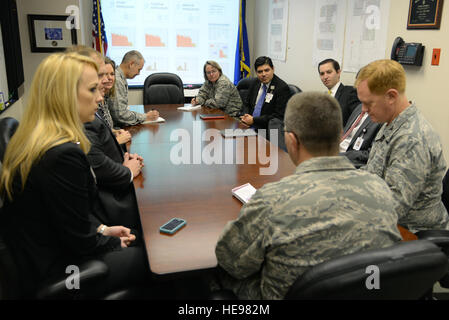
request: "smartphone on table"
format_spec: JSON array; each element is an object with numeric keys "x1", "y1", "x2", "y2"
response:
[{"x1": 159, "y1": 218, "x2": 187, "y2": 235}]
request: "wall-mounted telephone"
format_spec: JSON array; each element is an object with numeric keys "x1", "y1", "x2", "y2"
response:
[{"x1": 391, "y1": 37, "x2": 424, "y2": 66}]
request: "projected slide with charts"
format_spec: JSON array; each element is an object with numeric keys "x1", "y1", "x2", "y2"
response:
[{"x1": 102, "y1": 0, "x2": 240, "y2": 86}]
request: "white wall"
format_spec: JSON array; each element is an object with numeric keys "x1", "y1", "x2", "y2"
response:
[
  {"x1": 0, "y1": 97, "x2": 25, "y2": 121},
  {"x1": 249, "y1": 0, "x2": 449, "y2": 160},
  {"x1": 1, "y1": 0, "x2": 87, "y2": 121},
  {"x1": 16, "y1": 0, "x2": 83, "y2": 94},
  {"x1": 249, "y1": 0, "x2": 357, "y2": 90}
]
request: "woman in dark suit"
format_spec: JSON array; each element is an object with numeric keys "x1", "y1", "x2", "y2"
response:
[{"x1": 0, "y1": 53, "x2": 148, "y2": 298}]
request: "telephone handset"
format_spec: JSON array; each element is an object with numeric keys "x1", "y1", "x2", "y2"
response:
[{"x1": 391, "y1": 36, "x2": 424, "y2": 66}]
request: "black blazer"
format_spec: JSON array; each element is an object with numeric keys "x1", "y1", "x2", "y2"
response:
[
  {"x1": 242, "y1": 74, "x2": 291, "y2": 130},
  {"x1": 335, "y1": 83, "x2": 360, "y2": 127},
  {"x1": 0, "y1": 143, "x2": 120, "y2": 297},
  {"x1": 341, "y1": 104, "x2": 382, "y2": 168},
  {"x1": 84, "y1": 115, "x2": 141, "y2": 230}
]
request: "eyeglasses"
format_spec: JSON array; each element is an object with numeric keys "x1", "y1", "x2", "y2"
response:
[{"x1": 206, "y1": 69, "x2": 218, "y2": 76}]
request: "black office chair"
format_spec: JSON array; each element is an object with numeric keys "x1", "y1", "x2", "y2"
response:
[
  {"x1": 268, "y1": 118, "x2": 287, "y2": 152},
  {"x1": 211, "y1": 240, "x2": 448, "y2": 300},
  {"x1": 0, "y1": 228, "x2": 113, "y2": 299},
  {"x1": 265, "y1": 84, "x2": 301, "y2": 152},
  {"x1": 288, "y1": 84, "x2": 302, "y2": 96},
  {"x1": 415, "y1": 168, "x2": 449, "y2": 288},
  {"x1": 236, "y1": 77, "x2": 256, "y2": 103},
  {"x1": 143, "y1": 72, "x2": 184, "y2": 105},
  {"x1": 442, "y1": 169, "x2": 449, "y2": 212},
  {"x1": 0, "y1": 117, "x2": 19, "y2": 162}
]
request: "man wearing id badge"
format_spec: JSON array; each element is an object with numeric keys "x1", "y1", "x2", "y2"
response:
[
  {"x1": 357, "y1": 59, "x2": 449, "y2": 232},
  {"x1": 318, "y1": 59, "x2": 360, "y2": 127},
  {"x1": 240, "y1": 56, "x2": 291, "y2": 137},
  {"x1": 339, "y1": 104, "x2": 381, "y2": 168}
]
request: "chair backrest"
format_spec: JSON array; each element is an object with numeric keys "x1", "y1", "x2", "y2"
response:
[
  {"x1": 0, "y1": 232, "x2": 22, "y2": 299},
  {"x1": 442, "y1": 169, "x2": 449, "y2": 212},
  {"x1": 288, "y1": 84, "x2": 302, "y2": 96},
  {"x1": 0, "y1": 117, "x2": 19, "y2": 162},
  {"x1": 236, "y1": 77, "x2": 256, "y2": 103},
  {"x1": 284, "y1": 240, "x2": 448, "y2": 300},
  {"x1": 143, "y1": 72, "x2": 184, "y2": 105}
]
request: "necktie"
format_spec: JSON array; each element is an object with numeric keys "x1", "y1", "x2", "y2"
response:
[
  {"x1": 253, "y1": 84, "x2": 267, "y2": 117},
  {"x1": 341, "y1": 111, "x2": 366, "y2": 142},
  {"x1": 328, "y1": 89, "x2": 332, "y2": 95}
]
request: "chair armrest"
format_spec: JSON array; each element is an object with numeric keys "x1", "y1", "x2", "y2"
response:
[
  {"x1": 36, "y1": 260, "x2": 109, "y2": 299},
  {"x1": 415, "y1": 230, "x2": 449, "y2": 252}
]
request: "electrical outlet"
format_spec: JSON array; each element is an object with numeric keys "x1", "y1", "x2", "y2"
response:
[{"x1": 432, "y1": 48, "x2": 441, "y2": 66}]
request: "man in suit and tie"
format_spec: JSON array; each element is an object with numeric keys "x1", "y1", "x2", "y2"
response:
[
  {"x1": 318, "y1": 59, "x2": 360, "y2": 126},
  {"x1": 340, "y1": 104, "x2": 382, "y2": 168},
  {"x1": 240, "y1": 56, "x2": 292, "y2": 138}
]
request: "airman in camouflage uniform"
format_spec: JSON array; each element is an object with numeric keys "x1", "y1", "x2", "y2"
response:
[
  {"x1": 110, "y1": 51, "x2": 159, "y2": 127},
  {"x1": 193, "y1": 61, "x2": 243, "y2": 117},
  {"x1": 215, "y1": 92, "x2": 401, "y2": 300},
  {"x1": 110, "y1": 66, "x2": 146, "y2": 126},
  {"x1": 356, "y1": 60, "x2": 449, "y2": 233}
]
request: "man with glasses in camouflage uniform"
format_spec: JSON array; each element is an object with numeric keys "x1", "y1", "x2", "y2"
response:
[{"x1": 215, "y1": 92, "x2": 401, "y2": 300}]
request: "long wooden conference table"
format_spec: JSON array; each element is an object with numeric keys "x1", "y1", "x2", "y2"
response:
[{"x1": 127, "y1": 104, "x2": 296, "y2": 278}]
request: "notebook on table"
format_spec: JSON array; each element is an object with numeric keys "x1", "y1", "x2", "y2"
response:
[
  {"x1": 178, "y1": 104, "x2": 202, "y2": 111},
  {"x1": 232, "y1": 183, "x2": 257, "y2": 204},
  {"x1": 221, "y1": 129, "x2": 257, "y2": 138},
  {"x1": 200, "y1": 114, "x2": 225, "y2": 120},
  {"x1": 142, "y1": 117, "x2": 165, "y2": 124}
]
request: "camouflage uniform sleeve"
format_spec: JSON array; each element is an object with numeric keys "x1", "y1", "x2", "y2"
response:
[
  {"x1": 109, "y1": 74, "x2": 146, "y2": 127},
  {"x1": 195, "y1": 84, "x2": 209, "y2": 106},
  {"x1": 382, "y1": 136, "x2": 428, "y2": 220},
  {"x1": 223, "y1": 86, "x2": 243, "y2": 117},
  {"x1": 215, "y1": 191, "x2": 271, "y2": 280},
  {"x1": 205, "y1": 78, "x2": 243, "y2": 117},
  {"x1": 203, "y1": 78, "x2": 231, "y2": 110}
]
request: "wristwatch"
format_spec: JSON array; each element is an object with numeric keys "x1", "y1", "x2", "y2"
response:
[{"x1": 98, "y1": 224, "x2": 107, "y2": 234}]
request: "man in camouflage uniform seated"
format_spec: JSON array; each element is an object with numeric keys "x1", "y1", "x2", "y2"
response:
[
  {"x1": 356, "y1": 59, "x2": 449, "y2": 233},
  {"x1": 215, "y1": 92, "x2": 402, "y2": 300}
]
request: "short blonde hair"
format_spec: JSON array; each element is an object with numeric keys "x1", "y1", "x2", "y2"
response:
[
  {"x1": 122, "y1": 50, "x2": 144, "y2": 64},
  {"x1": 0, "y1": 53, "x2": 98, "y2": 200},
  {"x1": 203, "y1": 60, "x2": 223, "y2": 82},
  {"x1": 355, "y1": 59, "x2": 406, "y2": 95}
]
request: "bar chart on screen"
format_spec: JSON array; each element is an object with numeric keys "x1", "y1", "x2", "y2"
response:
[{"x1": 102, "y1": 0, "x2": 240, "y2": 86}]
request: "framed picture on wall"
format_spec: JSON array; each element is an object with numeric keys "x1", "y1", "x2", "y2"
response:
[
  {"x1": 407, "y1": 0, "x2": 444, "y2": 29},
  {"x1": 28, "y1": 15, "x2": 77, "y2": 52}
]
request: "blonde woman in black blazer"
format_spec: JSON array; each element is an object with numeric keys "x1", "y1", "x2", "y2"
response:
[{"x1": 0, "y1": 53, "x2": 148, "y2": 298}]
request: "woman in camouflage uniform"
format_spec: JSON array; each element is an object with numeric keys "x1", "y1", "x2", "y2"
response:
[{"x1": 191, "y1": 61, "x2": 243, "y2": 117}]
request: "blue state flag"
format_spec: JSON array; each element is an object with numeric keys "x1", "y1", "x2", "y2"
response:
[{"x1": 234, "y1": 0, "x2": 251, "y2": 85}]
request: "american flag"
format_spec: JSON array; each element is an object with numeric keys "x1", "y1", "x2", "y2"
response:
[{"x1": 92, "y1": 0, "x2": 108, "y2": 55}]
